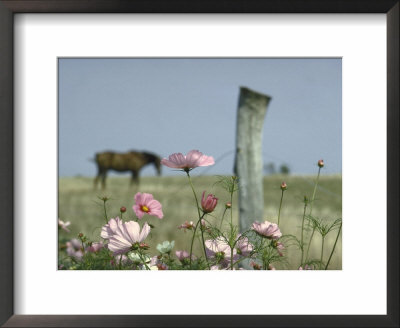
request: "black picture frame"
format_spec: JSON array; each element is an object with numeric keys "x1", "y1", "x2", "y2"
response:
[{"x1": 0, "y1": 1, "x2": 398, "y2": 327}]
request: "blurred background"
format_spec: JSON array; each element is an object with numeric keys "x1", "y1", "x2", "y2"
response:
[{"x1": 58, "y1": 58, "x2": 342, "y2": 269}]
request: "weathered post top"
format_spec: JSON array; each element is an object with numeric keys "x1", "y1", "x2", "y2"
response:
[{"x1": 235, "y1": 86, "x2": 271, "y2": 233}]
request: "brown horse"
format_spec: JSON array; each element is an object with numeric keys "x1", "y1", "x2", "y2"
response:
[{"x1": 93, "y1": 151, "x2": 161, "y2": 189}]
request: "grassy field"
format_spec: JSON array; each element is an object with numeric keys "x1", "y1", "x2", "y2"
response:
[{"x1": 59, "y1": 174, "x2": 342, "y2": 269}]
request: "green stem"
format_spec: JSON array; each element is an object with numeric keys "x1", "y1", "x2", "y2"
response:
[
  {"x1": 230, "y1": 192, "x2": 233, "y2": 226},
  {"x1": 305, "y1": 227, "x2": 315, "y2": 262},
  {"x1": 219, "y1": 208, "x2": 227, "y2": 230},
  {"x1": 231, "y1": 247, "x2": 234, "y2": 270},
  {"x1": 186, "y1": 171, "x2": 201, "y2": 218},
  {"x1": 186, "y1": 172, "x2": 210, "y2": 269},
  {"x1": 189, "y1": 213, "x2": 207, "y2": 269},
  {"x1": 200, "y1": 221, "x2": 210, "y2": 269},
  {"x1": 320, "y1": 236, "x2": 325, "y2": 268},
  {"x1": 277, "y1": 190, "x2": 284, "y2": 226},
  {"x1": 262, "y1": 253, "x2": 268, "y2": 270},
  {"x1": 300, "y1": 200, "x2": 308, "y2": 266},
  {"x1": 226, "y1": 257, "x2": 246, "y2": 270},
  {"x1": 80, "y1": 240, "x2": 85, "y2": 252},
  {"x1": 325, "y1": 223, "x2": 342, "y2": 270},
  {"x1": 189, "y1": 219, "x2": 201, "y2": 269},
  {"x1": 309, "y1": 167, "x2": 321, "y2": 216},
  {"x1": 138, "y1": 253, "x2": 150, "y2": 270},
  {"x1": 103, "y1": 199, "x2": 108, "y2": 223}
]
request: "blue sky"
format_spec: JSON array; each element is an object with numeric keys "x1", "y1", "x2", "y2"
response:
[{"x1": 59, "y1": 58, "x2": 341, "y2": 177}]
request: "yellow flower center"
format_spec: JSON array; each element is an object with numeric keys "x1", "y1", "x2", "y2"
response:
[{"x1": 141, "y1": 205, "x2": 149, "y2": 213}]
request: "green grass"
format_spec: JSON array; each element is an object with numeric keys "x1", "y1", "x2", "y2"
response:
[{"x1": 59, "y1": 174, "x2": 342, "y2": 269}]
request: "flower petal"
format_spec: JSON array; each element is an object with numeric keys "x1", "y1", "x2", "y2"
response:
[
  {"x1": 139, "y1": 222, "x2": 151, "y2": 242},
  {"x1": 124, "y1": 221, "x2": 141, "y2": 243}
]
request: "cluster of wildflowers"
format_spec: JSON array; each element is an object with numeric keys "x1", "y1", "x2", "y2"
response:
[{"x1": 59, "y1": 153, "x2": 341, "y2": 271}]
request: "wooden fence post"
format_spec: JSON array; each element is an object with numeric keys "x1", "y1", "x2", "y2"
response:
[{"x1": 234, "y1": 87, "x2": 271, "y2": 233}]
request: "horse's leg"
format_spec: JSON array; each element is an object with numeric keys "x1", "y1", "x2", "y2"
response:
[
  {"x1": 130, "y1": 170, "x2": 139, "y2": 187},
  {"x1": 94, "y1": 167, "x2": 102, "y2": 190},
  {"x1": 101, "y1": 171, "x2": 107, "y2": 190},
  {"x1": 94, "y1": 174, "x2": 99, "y2": 190}
]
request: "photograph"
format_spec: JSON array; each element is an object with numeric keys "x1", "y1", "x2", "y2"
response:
[{"x1": 58, "y1": 58, "x2": 342, "y2": 271}]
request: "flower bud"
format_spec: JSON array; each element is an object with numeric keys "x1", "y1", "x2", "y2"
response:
[
  {"x1": 120, "y1": 206, "x2": 126, "y2": 213},
  {"x1": 318, "y1": 159, "x2": 324, "y2": 168},
  {"x1": 225, "y1": 202, "x2": 232, "y2": 209},
  {"x1": 139, "y1": 242, "x2": 150, "y2": 250},
  {"x1": 131, "y1": 242, "x2": 140, "y2": 251},
  {"x1": 280, "y1": 182, "x2": 287, "y2": 191},
  {"x1": 201, "y1": 191, "x2": 218, "y2": 213}
]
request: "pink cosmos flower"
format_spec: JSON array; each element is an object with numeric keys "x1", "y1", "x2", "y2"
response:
[
  {"x1": 252, "y1": 220, "x2": 282, "y2": 240},
  {"x1": 201, "y1": 191, "x2": 218, "y2": 213},
  {"x1": 276, "y1": 242, "x2": 285, "y2": 256},
  {"x1": 66, "y1": 239, "x2": 83, "y2": 260},
  {"x1": 133, "y1": 192, "x2": 163, "y2": 219},
  {"x1": 200, "y1": 219, "x2": 212, "y2": 233},
  {"x1": 299, "y1": 264, "x2": 313, "y2": 270},
  {"x1": 111, "y1": 254, "x2": 130, "y2": 266},
  {"x1": 149, "y1": 256, "x2": 168, "y2": 270},
  {"x1": 178, "y1": 220, "x2": 196, "y2": 231},
  {"x1": 58, "y1": 219, "x2": 71, "y2": 232},
  {"x1": 175, "y1": 250, "x2": 189, "y2": 261},
  {"x1": 101, "y1": 217, "x2": 123, "y2": 240},
  {"x1": 87, "y1": 242, "x2": 103, "y2": 253},
  {"x1": 103, "y1": 219, "x2": 151, "y2": 255},
  {"x1": 235, "y1": 235, "x2": 254, "y2": 256},
  {"x1": 205, "y1": 237, "x2": 239, "y2": 268},
  {"x1": 161, "y1": 150, "x2": 215, "y2": 171},
  {"x1": 175, "y1": 250, "x2": 195, "y2": 261}
]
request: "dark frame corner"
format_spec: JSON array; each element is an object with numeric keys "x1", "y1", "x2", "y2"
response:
[{"x1": 0, "y1": 1, "x2": 398, "y2": 327}]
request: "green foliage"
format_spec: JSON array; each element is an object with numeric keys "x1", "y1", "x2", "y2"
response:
[{"x1": 59, "y1": 174, "x2": 342, "y2": 270}]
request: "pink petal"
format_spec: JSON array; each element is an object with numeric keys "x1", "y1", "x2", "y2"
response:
[
  {"x1": 134, "y1": 192, "x2": 143, "y2": 204},
  {"x1": 132, "y1": 204, "x2": 142, "y2": 218},
  {"x1": 139, "y1": 222, "x2": 151, "y2": 242},
  {"x1": 108, "y1": 235, "x2": 132, "y2": 254},
  {"x1": 133, "y1": 204, "x2": 145, "y2": 219},
  {"x1": 100, "y1": 226, "x2": 112, "y2": 239},
  {"x1": 169, "y1": 153, "x2": 186, "y2": 166},
  {"x1": 150, "y1": 208, "x2": 164, "y2": 219},
  {"x1": 161, "y1": 153, "x2": 187, "y2": 168},
  {"x1": 198, "y1": 155, "x2": 215, "y2": 166},
  {"x1": 160, "y1": 158, "x2": 181, "y2": 168},
  {"x1": 124, "y1": 221, "x2": 141, "y2": 243},
  {"x1": 148, "y1": 199, "x2": 162, "y2": 210},
  {"x1": 140, "y1": 193, "x2": 154, "y2": 205},
  {"x1": 186, "y1": 150, "x2": 203, "y2": 167}
]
